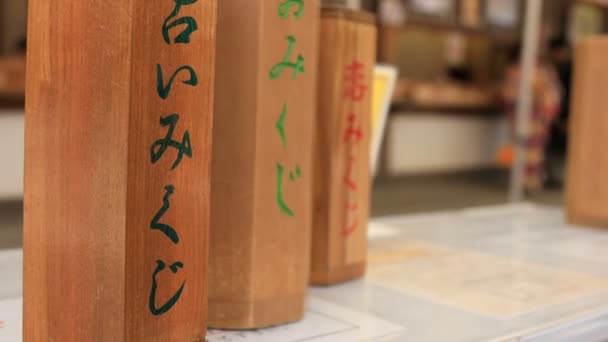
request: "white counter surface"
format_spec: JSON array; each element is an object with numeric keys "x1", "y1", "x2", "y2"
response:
[{"x1": 3, "y1": 204, "x2": 608, "y2": 341}]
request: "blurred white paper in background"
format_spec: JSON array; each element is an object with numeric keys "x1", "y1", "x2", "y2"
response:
[
  {"x1": 379, "y1": 0, "x2": 407, "y2": 26},
  {"x1": 486, "y1": 0, "x2": 520, "y2": 28},
  {"x1": 410, "y1": 0, "x2": 455, "y2": 17}
]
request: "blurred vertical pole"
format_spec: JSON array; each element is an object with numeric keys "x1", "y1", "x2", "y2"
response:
[{"x1": 510, "y1": 0, "x2": 543, "y2": 202}]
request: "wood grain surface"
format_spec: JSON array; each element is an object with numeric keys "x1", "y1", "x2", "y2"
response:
[
  {"x1": 567, "y1": 37, "x2": 608, "y2": 228},
  {"x1": 311, "y1": 8, "x2": 376, "y2": 285},
  {"x1": 210, "y1": 0, "x2": 320, "y2": 330},
  {"x1": 24, "y1": 1, "x2": 216, "y2": 341}
]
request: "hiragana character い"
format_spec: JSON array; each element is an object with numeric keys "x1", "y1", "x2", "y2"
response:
[
  {"x1": 148, "y1": 260, "x2": 185, "y2": 316},
  {"x1": 343, "y1": 113, "x2": 363, "y2": 145},
  {"x1": 278, "y1": 0, "x2": 305, "y2": 19},
  {"x1": 150, "y1": 114, "x2": 192, "y2": 170},
  {"x1": 269, "y1": 36, "x2": 305, "y2": 80},
  {"x1": 156, "y1": 64, "x2": 198, "y2": 100},
  {"x1": 344, "y1": 60, "x2": 367, "y2": 102},
  {"x1": 276, "y1": 163, "x2": 302, "y2": 217}
]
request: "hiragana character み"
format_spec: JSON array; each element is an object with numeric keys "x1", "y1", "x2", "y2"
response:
[
  {"x1": 150, "y1": 114, "x2": 192, "y2": 170},
  {"x1": 343, "y1": 113, "x2": 363, "y2": 145},
  {"x1": 269, "y1": 36, "x2": 305, "y2": 80}
]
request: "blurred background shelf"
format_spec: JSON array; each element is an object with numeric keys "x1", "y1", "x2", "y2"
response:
[
  {"x1": 391, "y1": 78, "x2": 499, "y2": 110},
  {"x1": 0, "y1": 56, "x2": 25, "y2": 106}
]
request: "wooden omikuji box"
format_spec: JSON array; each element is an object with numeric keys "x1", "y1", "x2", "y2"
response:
[
  {"x1": 310, "y1": 8, "x2": 376, "y2": 285},
  {"x1": 567, "y1": 37, "x2": 608, "y2": 228},
  {"x1": 210, "y1": 0, "x2": 319, "y2": 330},
  {"x1": 24, "y1": 1, "x2": 216, "y2": 341}
]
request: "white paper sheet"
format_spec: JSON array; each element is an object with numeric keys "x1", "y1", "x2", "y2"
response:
[
  {"x1": 208, "y1": 298, "x2": 405, "y2": 342},
  {"x1": 0, "y1": 299, "x2": 21, "y2": 342},
  {"x1": 0, "y1": 249, "x2": 22, "y2": 301}
]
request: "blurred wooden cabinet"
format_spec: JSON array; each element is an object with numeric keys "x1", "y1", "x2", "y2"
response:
[
  {"x1": 1, "y1": 0, "x2": 27, "y2": 53},
  {"x1": 567, "y1": 37, "x2": 608, "y2": 227},
  {"x1": 0, "y1": 56, "x2": 25, "y2": 99}
]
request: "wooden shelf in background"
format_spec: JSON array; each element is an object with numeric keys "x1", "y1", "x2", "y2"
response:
[{"x1": 0, "y1": 56, "x2": 25, "y2": 99}]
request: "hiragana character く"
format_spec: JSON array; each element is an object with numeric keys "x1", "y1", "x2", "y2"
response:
[{"x1": 150, "y1": 185, "x2": 179, "y2": 244}]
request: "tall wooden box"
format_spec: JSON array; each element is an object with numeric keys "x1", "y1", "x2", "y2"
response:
[
  {"x1": 311, "y1": 8, "x2": 376, "y2": 285},
  {"x1": 210, "y1": 0, "x2": 320, "y2": 329},
  {"x1": 24, "y1": 1, "x2": 216, "y2": 341},
  {"x1": 567, "y1": 37, "x2": 608, "y2": 227}
]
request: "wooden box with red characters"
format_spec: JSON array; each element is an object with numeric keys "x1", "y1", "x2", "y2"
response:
[{"x1": 311, "y1": 8, "x2": 377, "y2": 285}]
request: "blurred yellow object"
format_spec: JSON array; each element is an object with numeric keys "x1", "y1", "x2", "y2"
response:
[{"x1": 497, "y1": 144, "x2": 514, "y2": 168}]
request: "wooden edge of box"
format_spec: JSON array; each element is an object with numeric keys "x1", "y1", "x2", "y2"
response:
[
  {"x1": 321, "y1": 7, "x2": 376, "y2": 25},
  {"x1": 310, "y1": 262, "x2": 367, "y2": 286},
  {"x1": 566, "y1": 35, "x2": 608, "y2": 229},
  {"x1": 566, "y1": 212, "x2": 608, "y2": 229},
  {"x1": 208, "y1": 293, "x2": 306, "y2": 330}
]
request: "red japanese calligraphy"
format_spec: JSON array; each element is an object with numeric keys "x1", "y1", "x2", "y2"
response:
[
  {"x1": 344, "y1": 60, "x2": 367, "y2": 102},
  {"x1": 343, "y1": 113, "x2": 363, "y2": 145},
  {"x1": 342, "y1": 60, "x2": 367, "y2": 238},
  {"x1": 344, "y1": 156, "x2": 358, "y2": 191}
]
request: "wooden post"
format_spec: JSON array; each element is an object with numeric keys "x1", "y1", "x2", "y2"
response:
[
  {"x1": 210, "y1": 0, "x2": 319, "y2": 329},
  {"x1": 567, "y1": 37, "x2": 608, "y2": 227},
  {"x1": 24, "y1": 1, "x2": 216, "y2": 341},
  {"x1": 311, "y1": 8, "x2": 376, "y2": 285}
]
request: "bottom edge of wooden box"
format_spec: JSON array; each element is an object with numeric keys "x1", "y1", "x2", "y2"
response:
[
  {"x1": 309, "y1": 262, "x2": 367, "y2": 286},
  {"x1": 567, "y1": 211, "x2": 608, "y2": 229},
  {"x1": 207, "y1": 293, "x2": 306, "y2": 330}
]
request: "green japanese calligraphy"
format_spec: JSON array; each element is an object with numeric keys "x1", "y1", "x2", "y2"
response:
[
  {"x1": 276, "y1": 163, "x2": 302, "y2": 217},
  {"x1": 163, "y1": 0, "x2": 199, "y2": 45},
  {"x1": 149, "y1": 260, "x2": 186, "y2": 316},
  {"x1": 150, "y1": 185, "x2": 179, "y2": 244},
  {"x1": 157, "y1": 64, "x2": 198, "y2": 100},
  {"x1": 151, "y1": 114, "x2": 192, "y2": 170},
  {"x1": 279, "y1": 0, "x2": 304, "y2": 19},
  {"x1": 289, "y1": 165, "x2": 302, "y2": 182},
  {"x1": 276, "y1": 102, "x2": 288, "y2": 150},
  {"x1": 269, "y1": 36, "x2": 305, "y2": 80}
]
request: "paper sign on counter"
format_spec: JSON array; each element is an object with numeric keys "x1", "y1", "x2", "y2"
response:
[
  {"x1": 368, "y1": 239, "x2": 608, "y2": 319},
  {"x1": 208, "y1": 298, "x2": 405, "y2": 342}
]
